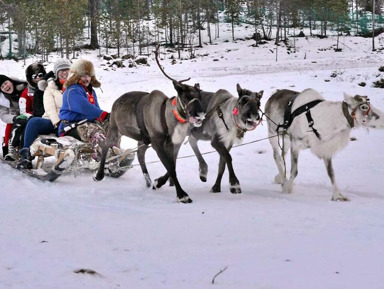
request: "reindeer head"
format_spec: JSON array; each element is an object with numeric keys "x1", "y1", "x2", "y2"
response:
[
  {"x1": 235, "y1": 84, "x2": 263, "y2": 131},
  {"x1": 155, "y1": 44, "x2": 206, "y2": 127},
  {"x1": 172, "y1": 81, "x2": 205, "y2": 127},
  {"x1": 344, "y1": 93, "x2": 384, "y2": 129}
]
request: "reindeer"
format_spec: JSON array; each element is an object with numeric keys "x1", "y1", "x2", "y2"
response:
[
  {"x1": 94, "y1": 45, "x2": 206, "y2": 203},
  {"x1": 152, "y1": 85, "x2": 263, "y2": 193},
  {"x1": 265, "y1": 88, "x2": 384, "y2": 201},
  {"x1": 188, "y1": 85, "x2": 263, "y2": 194},
  {"x1": 128, "y1": 84, "x2": 263, "y2": 195}
]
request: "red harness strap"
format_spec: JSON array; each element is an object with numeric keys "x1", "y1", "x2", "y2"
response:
[{"x1": 172, "y1": 98, "x2": 187, "y2": 123}]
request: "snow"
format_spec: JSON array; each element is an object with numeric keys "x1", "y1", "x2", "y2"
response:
[{"x1": 1, "y1": 24, "x2": 384, "y2": 288}]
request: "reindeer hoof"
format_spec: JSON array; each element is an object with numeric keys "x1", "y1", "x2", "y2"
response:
[
  {"x1": 274, "y1": 174, "x2": 283, "y2": 184},
  {"x1": 178, "y1": 196, "x2": 193, "y2": 203},
  {"x1": 199, "y1": 165, "x2": 208, "y2": 182},
  {"x1": 210, "y1": 185, "x2": 221, "y2": 193},
  {"x1": 331, "y1": 195, "x2": 350, "y2": 202},
  {"x1": 230, "y1": 185, "x2": 242, "y2": 194},
  {"x1": 93, "y1": 174, "x2": 104, "y2": 182},
  {"x1": 282, "y1": 181, "x2": 293, "y2": 194},
  {"x1": 152, "y1": 179, "x2": 159, "y2": 190},
  {"x1": 153, "y1": 176, "x2": 168, "y2": 189}
]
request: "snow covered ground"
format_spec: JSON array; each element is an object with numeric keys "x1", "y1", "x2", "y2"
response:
[{"x1": 1, "y1": 24, "x2": 384, "y2": 289}]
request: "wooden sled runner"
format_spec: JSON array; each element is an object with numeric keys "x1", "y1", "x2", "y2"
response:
[{"x1": 1, "y1": 135, "x2": 135, "y2": 181}]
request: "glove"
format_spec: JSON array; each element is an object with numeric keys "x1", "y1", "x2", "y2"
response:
[
  {"x1": 38, "y1": 71, "x2": 55, "y2": 91},
  {"x1": 16, "y1": 83, "x2": 27, "y2": 92},
  {"x1": 38, "y1": 80, "x2": 48, "y2": 91},
  {"x1": 54, "y1": 120, "x2": 61, "y2": 129},
  {"x1": 43, "y1": 71, "x2": 55, "y2": 81},
  {"x1": 13, "y1": 114, "x2": 28, "y2": 122}
]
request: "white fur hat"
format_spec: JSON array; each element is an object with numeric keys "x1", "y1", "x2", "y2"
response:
[{"x1": 64, "y1": 59, "x2": 101, "y2": 88}]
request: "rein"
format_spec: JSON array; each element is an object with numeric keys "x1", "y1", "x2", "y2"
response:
[
  {"x1": 131, "y1": 133, "x2": 279, "y2": 167},
  {"x1": 216, "y1": 99, "x2": 262, "y2": 135},
  {"x1": 342, "y1": 99, "x2": 371, "y2": 127},
  {"x1": 172, "y1": 98, "x2": 187, "y2": 123},
  {"x1": 171, "y1": 96, "x2": 200, "y2": 123},
  {"x1": 342, "y1": 101, "x2": 355, "y2": 128},
  {"x1": 232, "y1": 105, "x2": 262, "y2": 133}
]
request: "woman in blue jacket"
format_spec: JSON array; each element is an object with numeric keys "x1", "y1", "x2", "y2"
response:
[{"x1": 59, "y1": 59, "x2": 109, "y2": 160}]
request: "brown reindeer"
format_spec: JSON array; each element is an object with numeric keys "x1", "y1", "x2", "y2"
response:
[{"x1": 94, "y1": 45, "x2": 206, "y2": 203}]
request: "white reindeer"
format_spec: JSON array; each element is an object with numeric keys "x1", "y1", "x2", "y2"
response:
[{"x1": 265, "y1": 88, "x2": 384, "y2": 201}]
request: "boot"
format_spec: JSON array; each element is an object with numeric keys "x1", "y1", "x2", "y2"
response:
[
  {"x1": 16, "y1": 148, "x2": 33, "y2": 169},
  {"x1": 2, "y1": 145, "x2": 8, "y2": 158},
  {"x1": 4, "y1": 142, "x2": 17, "y2": 161}
]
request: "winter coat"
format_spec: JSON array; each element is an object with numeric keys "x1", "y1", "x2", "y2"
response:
[
  {"x1": 0, "y1": 92, "x2": 19, "y2": 124},
  {"x1": 33, "y1": 89, "x2": 45, "y2": 117},
  {"x1": 19, "y1": 86, "x2": 35, "y2": 118},
  {"x1": 42, "y1": 79, "x2": 64, "y2": 126},
  {"x1": 0, "y1": 79, "x2": 27, "y2": 124},
  {"x1": 58, "y1": 83, "x2": 107, "y2": 134}
]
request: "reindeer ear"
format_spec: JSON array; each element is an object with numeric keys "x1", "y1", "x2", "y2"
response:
[
  {"x1": 236, "y1": 83, "x2": 242, "y2": 96},
  {"x1": 194, "y1": 83, "x2": 201, "y2": 91},
  {"x1": 343, "y1": 92, "x2": 356, "y2": 106},
  {"x1": 173, "y1": 80, "x2": 184, "y2": 93},
  {"x1": 257, "y1": 90, "x2": 264, "y2": 99}
]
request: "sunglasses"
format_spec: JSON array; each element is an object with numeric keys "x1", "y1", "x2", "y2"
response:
[{"x1": 32, "y1": 73, "x2": 44, "y2": 79}]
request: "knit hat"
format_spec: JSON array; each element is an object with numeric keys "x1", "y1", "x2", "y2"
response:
[
  {"x1": 0, "y1": 74, "x2": 11, "y2": 88},
  {"x1": 64, "y1": 59, "x2": 101, "y2": 88},
  {"x1": 53, "y1": 58, "x2": 71, "y2": 77},
  {"x1": 26, "y1": 63, "x2": 46, "y2": 88}
]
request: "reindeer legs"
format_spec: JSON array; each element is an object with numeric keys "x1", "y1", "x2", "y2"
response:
[
  {"x1": 323, "y1": 158, "x2": 349, "y2": 201},
  {"x1": 152, "y1": 142, "x2": 192, "y2": 203},
  {"x1": 269, "y1": 133, "x2": 289, "y2": 184},
  {"x1": 137, "y1": 141, "x2": 152, "y2": 187},
  {"x1": 211, "y1": 138, "x2": 241, "y2": 194},
  {"x1": 153, "y1": 142, "x2": 182, "y2": 189},
  {"x1": 189, "y1": 135, "x2": 208, "y2": 182},
  {"x1": 282, "y1": 140, "x2": 299, "y2": 194}
]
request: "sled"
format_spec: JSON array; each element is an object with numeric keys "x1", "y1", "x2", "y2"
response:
[{"x1": 1, "y1": 134, "x2": 135, "y2": 181}]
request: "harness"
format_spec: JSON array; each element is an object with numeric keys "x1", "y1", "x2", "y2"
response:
[
  {"x1": 136, "y1": 96, "x2": 151, "y2": 145},
  {"x1": 160, "y1": 98, "x2": 169, "y2": 139},
  {"x1": 216, "y1": 99, "x2": 261, "y2": 138},
  {"x1": 160, "y1": 96, "x2": 195, "y2": 140},
  {"x1": 171, "y1": 97, "x2": 187, "y2": 123},
  {"x1": 342, "y1": 99, "x2": 371, "y2": 128},
  {"x1": 342, "y1": 101, "x2": 355, "y2": 128},
  {"x1": 277, "y1": 93, "x2": 324, "y2": 139}
]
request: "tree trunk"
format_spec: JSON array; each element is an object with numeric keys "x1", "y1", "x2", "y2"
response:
[
  {"x1": 89, "y1": 0, "x2": 99, "y2": 49},
  {"x1": 275, "y1": 0, "x2": 281, "y2": 45}
]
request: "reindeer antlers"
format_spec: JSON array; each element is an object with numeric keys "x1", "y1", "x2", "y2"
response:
[{"x1": 154, "y1": 44, "x2": 190, "y2": 83}]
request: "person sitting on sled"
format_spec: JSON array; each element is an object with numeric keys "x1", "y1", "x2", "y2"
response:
[
  {"x1": 6, "y1": 63, "x2": 47, "y2": 161},
  {"x1": 58, "y1": 59, "x2": 109, "y2": 161},
  {"x1": 0, "y1": 74, "x2": 27, "y2": 160},
  {"x1": 17, "y1": 58, "x2": 71, "y2": 169}
]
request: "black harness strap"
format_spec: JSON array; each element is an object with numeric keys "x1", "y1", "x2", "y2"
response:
[
  {"x1": 305, "y1": 109, "x2": 321, "y2": 139},
  {"x1": 160, "y1": 98, "x2": 169, "y2": 139},
  {"x1": 278, "y1": 91, "x2": 300, "y2": 130},
  {"x1": 216, "y1": 106, "x2": 229, "y2": 131},
  {"x1": 342, "y1": 101, "x2": 355, "y2": 128},
  {"x1": 136, "y1": 96, "x2": 151, "y2": 145},
  {"x1": 277, "y1": 93, "x2": 324, "y2": 139}
]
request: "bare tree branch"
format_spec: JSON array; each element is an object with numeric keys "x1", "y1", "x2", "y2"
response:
[{"x1": 211, "y1": 266, "x2": 228, "y2": 284}]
